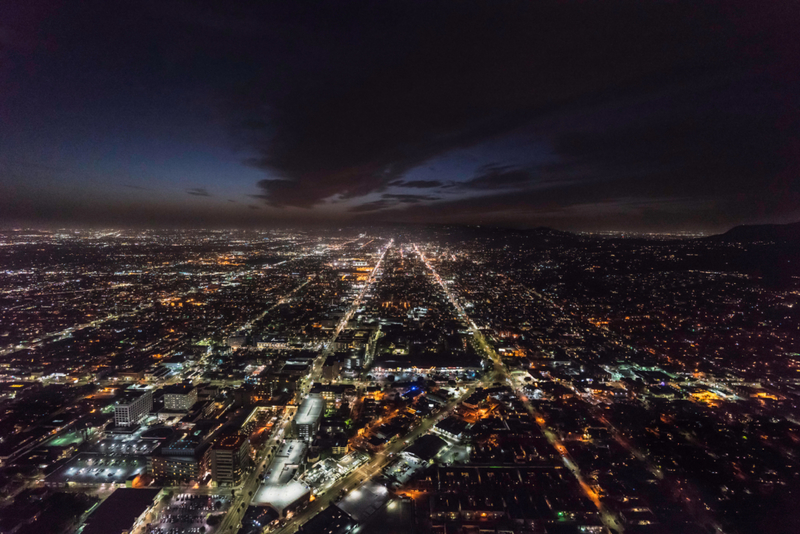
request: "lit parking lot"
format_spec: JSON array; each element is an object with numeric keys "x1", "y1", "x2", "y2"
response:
[
  {"x1": 148, "y1": 493, "x2": 231, "y2": 534},
  {"x1": 384, "y1": 453, "x2": 427, "y2": 487},
  {"x1": 46, "y1": 453, "x2": 146, "y2": 486},
  {"x1": 252, "y1": 440, "x2": 312, "y2": 514},
  {"x1": 94, "y1": 437, "x2": 160, "y2": 456}
]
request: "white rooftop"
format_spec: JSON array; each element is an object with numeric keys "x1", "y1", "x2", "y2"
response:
[
  {"x1": 252, "y1": 440, "x2": 310, "y2": 512},
  {"x1": 294, "y1": 395, "x2": 325, "y2": 426}
]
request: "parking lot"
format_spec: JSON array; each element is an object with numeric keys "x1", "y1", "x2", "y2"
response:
[
  {"x1": 252, "y1": 440, "x2": 311, "y2": 515},
  {"x1": 384, "y1": 453, "x2": 427, "y2": 487},
  {"x1": 45, "y1": 453, "x2": 146, "y2": 486},
  {"x1": 148, "y1": 492, "x2": 231, "y2": 534},
  {"x1": 94, "y1": 437, "x2": 160, "y2": 456}
]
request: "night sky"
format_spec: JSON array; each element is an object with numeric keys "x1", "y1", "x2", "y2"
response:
[{"x1": 2, "y1": 1, "x2": 799, "y2": 232}]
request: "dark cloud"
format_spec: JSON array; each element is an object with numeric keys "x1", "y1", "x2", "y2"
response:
[
  {"x1": 186, "y1": 188, "x2": 211, "y2": 197},
  {"x1": 252, "y1": 179, "x2": 299, "y2": 206},
  {"x1": 234, "y1": 0, "x2": 796, "y2": 211},
  {"x1": 349, "y1": 94, "x2": 800, "y2": 232},
  {"x1": 382, "y1": 194, "x2": 440, "y2": 203},
  {"x1": 374, "y1": 111, "x2": 800, "y2": 231},
  {"x1": 387, "y1": 180, "x2": 443, "y2": 189},
  {"x1": 349, "y1": 193, "x2": 440, "y2": 213},
  {"x1": 457, "y1": 165, "x2": 534, "y2": 191},
  {"x1": 349, "y1": 200, "x2": 394, "y2": 213},
  {"x1": 247, "y1": 204, "x2": 260, "y2": 210},
  {"x1": 2, "y1": 0, "x2": 799, "y2": 229}
]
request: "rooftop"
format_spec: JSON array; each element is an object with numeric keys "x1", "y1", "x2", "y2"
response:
[
  {"x1": 81, "y1": 488, "x2": 160, "y2": 534},
  {"x1": 295, "y1": 395, "x2": 325, "y2": 426},
  {"x1": 213, "y1": 433, "x2": 247, "y2": 451}
]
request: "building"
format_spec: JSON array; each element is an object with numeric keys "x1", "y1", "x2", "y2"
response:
[
  {"x1": 162, "y1": 383, "x2": 198, "y2": 411},
  {"x1": 227, "y1": 335, "x2": 247, "y2": 349},
  {"x1": 257, "y1": 336, "x2": 290, "y2": 350},
  {"x1": 151, "y1": 455, "x2": 204, "y2": 482},
  {"x1": 293, "y1": 395, "x2": 325, "y2": 441},
  {"x1": 209, "y1": 433, "x2": 251, "y2": 486},
  {"x1": 298, "y1": 505, "x2": 355, "y2": 534},
  {"x1": 309, "y1": 383, "x2": 357, "y2": 406},
  {"x1": 149, "y1": 434, "x2": 209, "y2": 483},
  {"x1": 331, "y1": 434, "x2": 349, "y2": 456},
  {"x1": 371, "y1": 352, "x2": 483, "y2": 380},
  {"x1": 114, "y1": 389, "x2": 153, "y2": 427},
  {"x1": 322, "y1": 355, "x2": 344, "y2": 381},
  {"x1": 406, "y1": 434, "x2": 447, "y2": 463},
  {"x1": 433, "y1": 416, "x2": 469, "y2": 441},
  {"x1": 81, "y1": 488, "x2": 161, "y2": 534}
]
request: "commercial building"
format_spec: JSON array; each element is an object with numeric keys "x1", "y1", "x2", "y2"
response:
[
  {"x1": 209, "y1": 433, "x2": 251, "y2": 486},
  {"x1": 309, "y1": 383, "x2": 356, "y2": 406},
  {"x1": 162, "y1": 383, "x2": 197, "y2": 411},
  {"x1": 114, "y1": 389, "x2": 153, "y2": 427},
  {"x1": 298, "y1": 505, "x2": 356, "y2": 534},
  {"x1": 406, "y1": 434, "x2": 447, "y2": 463},
  {"x1": 81, "y1": 488, "x2": 161, "y2": 534},
  {"x1": 151, "y1": 455, "x2": 204, "y2": 482},
  {"x1": 370, "y1": 352, "x2": 483, "y2": 380},
  {"x1": 433, "y1": 416, "x2": 469, "y2": 441},
  {"x1": 149, "y1": 433, "x2": 209, "y2": 483},
  {"x1": 331, "y1": 435, "x2": 349, "y2": 456},
  {"x1": 293, "y1": 395, "x2": 325, "y2": 441},
  {"x1": 227, "y1": 334, "x2": 247, "y2": 349}
]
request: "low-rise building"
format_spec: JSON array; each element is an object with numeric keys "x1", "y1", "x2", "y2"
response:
[{"x1": 162, "y1": 383, "x2": 198, "y2": 411}]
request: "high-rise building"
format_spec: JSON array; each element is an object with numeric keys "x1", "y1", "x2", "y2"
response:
[
  {"x1": 149, "y1": 433, "x2": 209, "y2": 483},
  {"x1": 209, "y1": 433, "x2": 251, "y2": 486},
  {"x1": 114, "y1": 389, "x2": 153, "y2": 427}
]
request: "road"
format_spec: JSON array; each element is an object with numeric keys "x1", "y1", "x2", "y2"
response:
[
  {"x1": 270, "y1": 244, "x2": 503, "y2": 533},
  {"x1": 219, "y1": 241, "x2": 392, "y2": 533},
  {"x1": 295, "y1": 240, "x2": 392, "y2": 400},
  {"x1": 271, "y1": 373, "x2": 496, "y2": 534},
  {"x1": 415, "y1": 244, "x2": 625, "y2": 534}
]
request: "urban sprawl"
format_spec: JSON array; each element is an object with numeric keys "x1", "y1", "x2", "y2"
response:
[{"x1": 0, "y1": 228, "x2": 798, "y2": 534}]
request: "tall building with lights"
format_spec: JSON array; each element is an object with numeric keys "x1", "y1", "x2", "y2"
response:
[
  {"x1": 114, "y1": 389, "x2": 153, "y2": 427},
  {"x1": 209, "y1": 433, "x2": 251, "y2": 486}
]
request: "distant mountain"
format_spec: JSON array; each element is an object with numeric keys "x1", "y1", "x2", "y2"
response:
[{"x1": 713, "y1": 221, "x2": 800, "y2": 243}]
